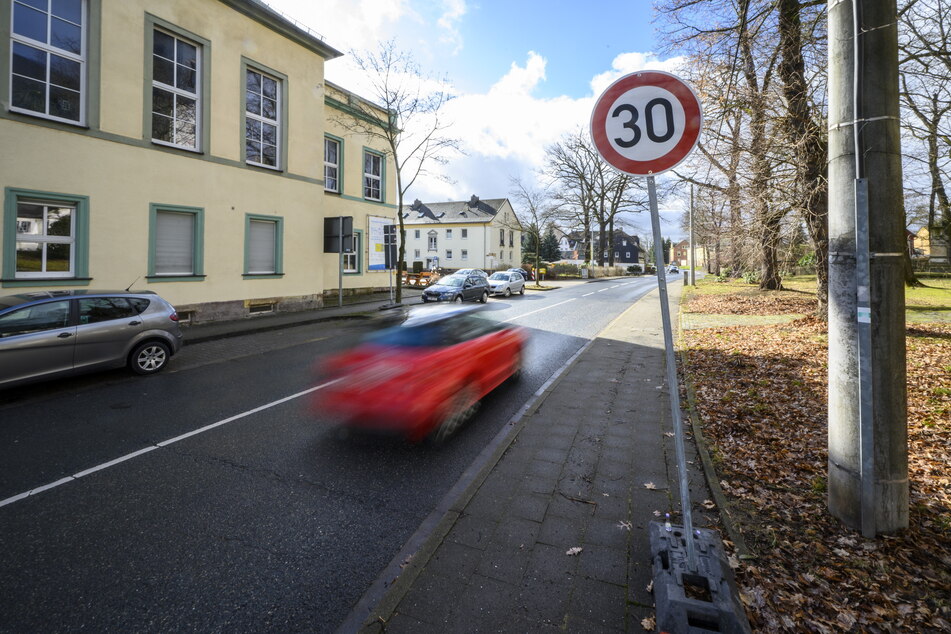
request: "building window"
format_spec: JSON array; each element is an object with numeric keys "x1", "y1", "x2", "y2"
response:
[
  {"x1": 10, "y1": 0, "x2": 85, "y2": 124},
  {"x1": 149, "y1": 204, "x2": 203, "y2": 278},
  {"x1": 414, "y1": 229, "x2": 420, "y2": 239},
  {"x1": 499, "y1": 228, "x2": 505, "y2": 247},
  {"x1": 427, "y1": 230, "x2": 437, "y2": 251},
  {"x1": 245, "y1": 68, "x2": 280, "y2": 168},
  {"x1": 151, "y1": 29, "x2": 200, "y2": 150},
  {"x1": 509, "y1": 230, "x2": 514, "y2": 247},
  {"x1": 245, "y1": 215, "x2": 282, "y2": 276},
  {"x1": 626, "y1": 251, "x2": 631, "y2": 258},
  {"x1": 445, "y1": 249, "x2": 452, "y2": 260},
  {"x1": 461, "y1": 249, "x2": 468, "y2": 261},
  {"x1": 446, "y1": 229, "x2": 453, "y2": 239},
  {"x1": 324, "y1": 137, "x2": 340, "y2": 192},
  {"x1": 414, "y1": 249, "x2": 420, "y2": 258},
  {"x1": 343, "y1": 232, "x2": 361, "y2": 273},
  {"x1": 461, "y1": 228, "x2": 468, "y2": 239},
  {"x1": 615, "y1": 251, "x2": 620, "y2": 258},
  {"x1": 363, "y1": 151, "x2": 382, "y2": 201},
  {"x1": 12, "y1": 200, "x2": 74, "y2": 277},
  {"x1": 4, "y1": 189, "x2": 89, "y2": 284}
]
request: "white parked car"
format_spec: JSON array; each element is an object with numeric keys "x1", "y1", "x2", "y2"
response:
[{"x1": 487, "y1": 271, "x2": 525, "y2": 297}]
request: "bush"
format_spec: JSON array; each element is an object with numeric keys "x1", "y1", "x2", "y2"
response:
[
  {"x1": 627, "y1": 265, "x2": 642, "y2": 275},
  {"x1": 549, "y1": 263, "x2": 580, "y2": 278},
  {"x1": 742, "y1": 270, "x2": 759, "y2": 284}
]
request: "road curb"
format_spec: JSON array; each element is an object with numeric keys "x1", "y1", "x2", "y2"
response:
[{"x1": 344, "y1": 289, "x2": 660, "y2": 634}]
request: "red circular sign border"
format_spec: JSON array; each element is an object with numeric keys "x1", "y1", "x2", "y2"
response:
[{"x1": 590, "y1": 71, "x2": 702, "y2": 175}]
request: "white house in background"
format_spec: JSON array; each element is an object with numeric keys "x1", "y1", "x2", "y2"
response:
[{"x1": 399, "y1": 196, "x2": 522, "y2": 272}]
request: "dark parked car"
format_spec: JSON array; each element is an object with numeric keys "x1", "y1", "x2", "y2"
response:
[
  {"x1": 313, "y1": 304, "x2": 526, "y2": 442},
  {"x1": 508, "y1": 267, "x2": 533, "y2": 281},
  {"x1": 421, "y1": 274, "x2": 490, "y2": 303},
  {"x1": 0, "y1": 290, "x2": 183, "y2": 388}
]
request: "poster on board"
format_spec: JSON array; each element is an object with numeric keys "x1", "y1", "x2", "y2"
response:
[{"x1": 367, "y1": 215, "x2": 391, "y2": 271}]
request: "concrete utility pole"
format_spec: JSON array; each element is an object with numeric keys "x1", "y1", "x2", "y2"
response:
[{"x1": 827, "y1": 0, "x2": 908, "y2": 533}]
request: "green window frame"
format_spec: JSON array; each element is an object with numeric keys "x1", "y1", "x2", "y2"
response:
[
  {"x1": 143, "y1": 15, "x2": 210, "y2": 153},
  {"x1": 240, "y1": 57, "x2": 288, "y2": 172},
  {"x1": 2, "y1": 187, "x2": 90, "y2": 287},
  {"x1": 243, "y1": 213, "x2": 283, "y2": 278},
  {"x1": 147, "y1": 203, "x2": 205, "y2": 282}
]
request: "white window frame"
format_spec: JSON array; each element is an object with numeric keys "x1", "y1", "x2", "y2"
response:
[
  {"x1": 324, "y1": 137, "x2": 340, "y2": 192},
  {"x1": 9, "y1": 0, "x2": 87, "y2": 125},
  {"x1": 446, "y1": 229, "x2": 453, "y2": 239},
  {"x1": 461, "y1": 228, "x2": 468, "y2": 239},
  {"x1": 363, "y1": 151, "x2": 382, "y2": 201},
  {"x1": 414, "y1": 229, "x2": 420, "y2": 239},
  {"x1": 414, "y1": 249, "x2": 420, "y2": 258},
  {"x1": 445, "y1": 249, "x2": 452, "y2": 260},
  {"x1": 245, "y1": 67, "x2": 281, "y2": 169},
  {"x1": 427, "y1": 230, "x2": 437, "y2": 252},
  {"x1": 13, "y1": 199, "x2": 76, "y2": 278},
  {"x1": 151, "y1": 28, "x2": 201, "y2": 150},
  {"x1": 461, "y1": 249, "x2": 468, "y2": 261}
]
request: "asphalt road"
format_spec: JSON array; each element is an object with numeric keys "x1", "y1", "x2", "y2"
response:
[{"x1": 0, "y1": 276, "x2": 661, "y2": 633}]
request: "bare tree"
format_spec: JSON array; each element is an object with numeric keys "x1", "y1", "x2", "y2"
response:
[
  {"x1": 899, "y1": 0, "x2": 951, "y2": 271},
  {"x1": 543, "y1": 131, "x2": 648, "y2": 266},
  {"x1": 509, "y1": 177, "x2": 561, "y2": 282},
  {"x1": 331, "y1": 39, "x2": 460, "y2": 303}
]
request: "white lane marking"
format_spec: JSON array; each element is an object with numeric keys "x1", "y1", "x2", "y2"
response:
[
  {"x1": 597, "y1": 288, "x2": 609, "y2": 293},
  {"x1": 0, "y1": 381, "x2": 337, "y2": 509},
  {"x1": 610, "y1": 285, "x2": 620, "y2": 289},
  {"x1": 582, "y1": 292, "x2": 595, "y2": 297},
  {"x1": 504, "y1": 298, "x2": 576, "y2": 322}
]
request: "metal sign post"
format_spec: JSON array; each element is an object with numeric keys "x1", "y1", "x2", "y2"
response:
[
  {"x1": 648, "y1": 175, "x2": 696, "y2": 568},
  {"x1": 591, "y1": 70, "x2": 750, "y2": 632}
]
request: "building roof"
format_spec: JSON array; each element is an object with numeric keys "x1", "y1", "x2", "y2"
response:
[
  {"x1": 400, "y1": 196, "x2": 512, "y2": 225},
  {"x1": 221, "y1": 0, "x2": 344, "y2": 59}
]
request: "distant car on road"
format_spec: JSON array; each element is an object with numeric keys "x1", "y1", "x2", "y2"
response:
[
  {"x1": 487, "y1": 271, "x2": 525, "y2": 297},
  {"x1": 667, "y1": 265, "x2": 680, "y2": 274},
  {"x1": 508, "y1": 267, "x2": 533, "y2": 281},
  {"x1": 452, "y1": 268, "x2": 489, "y2": 279},
  {"x1": 421, "y1": 274, "x2": 489, "y2": 303},
  {"x1": 313, "y1": 304, "x2": 526, "y2": 442},
  {"x1": 0, "y1": 290, "x2": 183, "y2": 388}
]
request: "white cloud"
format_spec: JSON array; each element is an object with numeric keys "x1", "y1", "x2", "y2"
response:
[
  {"x1": 590, "y1": 52, "x2": 688, "y2": 96},
  {"x1": 436, "y1": 0, "x2": 467, "y2": 53}
]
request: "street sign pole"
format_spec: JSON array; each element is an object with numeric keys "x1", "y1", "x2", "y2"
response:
[{"x1": 648, "y1": 175, "x2": 696, "y2": 570}]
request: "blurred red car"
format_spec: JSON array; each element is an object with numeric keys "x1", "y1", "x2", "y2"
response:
[{"x1": 312, "y1": 305, "x2": 526, "y2": 443}]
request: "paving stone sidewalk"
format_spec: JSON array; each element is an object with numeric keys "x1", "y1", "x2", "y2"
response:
[{"x1": 359, "y1": 282, "x2": 719, "y2": 633}]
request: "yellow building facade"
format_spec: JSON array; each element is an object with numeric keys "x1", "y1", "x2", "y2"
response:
[{"x1": 1, "y1": 0, "x2": 395, "y2": 322}]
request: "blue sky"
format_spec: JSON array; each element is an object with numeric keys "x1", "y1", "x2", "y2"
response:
[{"x1": 265, "y1": 0, "x2": 688, "y2": 240}]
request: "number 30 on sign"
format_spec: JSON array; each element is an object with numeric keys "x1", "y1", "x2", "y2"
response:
[{"x1": 589, "y1": 71, "x2": 702, "y2": 176}]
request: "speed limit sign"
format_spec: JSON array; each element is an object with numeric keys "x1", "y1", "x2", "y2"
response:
[{"x1": 590, "y1": 71, "x2": 702, "y2": 175}]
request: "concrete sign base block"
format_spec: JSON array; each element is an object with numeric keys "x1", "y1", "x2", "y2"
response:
[{"x1": 649, "y1": 522, "x2": 751, "y2": 633}]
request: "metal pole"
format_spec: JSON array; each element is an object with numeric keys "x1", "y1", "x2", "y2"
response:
[
  {"x1": 338, "y1": 216, "x2": 344, "y2": 308},
  {"x1": 854, "y1": 179, "x2": 875, "y2": 538},
  {"x1": 689, "y1": 184, "x2": 696, "y2": 286},
  {"x1": 648, "y1": 176, "x2": 696, "y2": 570}
]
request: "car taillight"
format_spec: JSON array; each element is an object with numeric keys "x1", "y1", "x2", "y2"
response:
[{"x1": 169, "y1": 312, "x2": 179, "y2": 322}]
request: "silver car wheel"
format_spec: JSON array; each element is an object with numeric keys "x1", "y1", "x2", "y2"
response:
[{"x1": 130, "y1": 341, "x2": 170, "y2": 375}]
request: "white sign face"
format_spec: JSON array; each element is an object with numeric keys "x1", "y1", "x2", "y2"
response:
[
  {"x1": 590, "y1": 71, "x2": 702, "y2": 176},
  {"x1": 367, "y1": 215, "x2": 389, "y2": 271}
]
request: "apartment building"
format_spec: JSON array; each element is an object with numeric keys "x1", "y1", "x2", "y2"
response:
[{"x1": 1, "y1": 0, "x2": 395, "y2": 322}]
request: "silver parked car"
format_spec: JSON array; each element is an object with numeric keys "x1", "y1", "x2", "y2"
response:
[
  {"x1": 487, "y1": 271, "x2": 525, "y2": 297},
  {"x1": 0, "y1": 290, "x2": 183, "y2": 388}
]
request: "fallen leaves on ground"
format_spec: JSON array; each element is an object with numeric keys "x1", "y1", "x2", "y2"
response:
[{"x1": 681, "y1": 289, "x2": 951, "y2": 632}]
